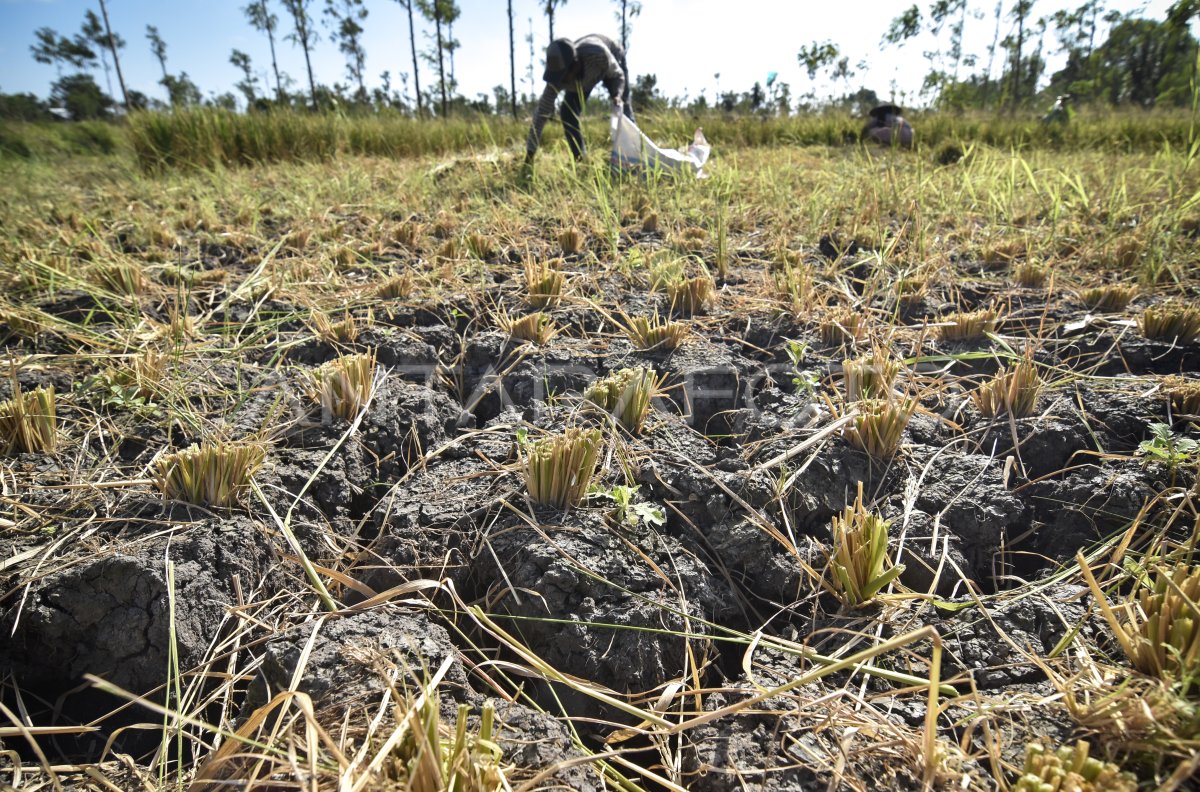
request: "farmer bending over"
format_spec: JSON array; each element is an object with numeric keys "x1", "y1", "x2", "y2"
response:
[{"x1": 525, "y1": 34, "x2": 634, "y2": 166}]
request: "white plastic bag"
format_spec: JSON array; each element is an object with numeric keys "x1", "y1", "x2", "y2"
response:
[{"x1": 610, "y1": 112, "x2": 710, "y2": 177}]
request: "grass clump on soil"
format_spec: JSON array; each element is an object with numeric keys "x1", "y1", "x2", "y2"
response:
[
  {"x1": 1164, "y1": 376, "x2": 1200, "y2": 417},
  {"x1": 1014, "y1": 740, "x2": 1136, "y2": 792},
  {"x1": 1139, "y1": 301, "x2": 1200, "y2": 344},
  {"x1": 154, "y1": 441, "x2": 266, "y2": 508},
  {"x1": 620, "y1": 313, "x2": 688, "y2": 350},
  {"x1": 825, "y1": 482, "x2": 904, "y2": 608},
  {"x1": 499, "y1": 310, "x2": 558, "y2": 345},
  {"x1": 938, "y1": 308, "x2": 999, "y2": 341},
  {"x1": 1014, "y1": 260, "x2": 1049, "y2": 288},
  {"x1": 666, "y1": 274, "x2": 715, "y2": 315},
  {"x1": 91, "y1": 260, "x2": 147, "y2": 296},
  {"x1": 309, "y1": 309, "x2": 360, "y2": 344},
  {"x1": 523, "y1": 427, "x2": 602, "y2": 510},
  {"x1": 557, "y1": 226, "x2": 585, "y2": 255},
  {"x1": 0, "y1": 383, "x2": 57, "y2": 455},
  {"x1": 585, "y1": 367, "x2": 661, "y2": 435},
  {"x1": 1083, "y1": 560, "x2": 1200, "y2": 693},
  {"x1": 841, "y1": 348, "x2": 901, "y2": 402},
  {"x1": 525, "y1": 258, "x2": 564, "y2": 308},
  {"x1": 972, "y1": 358, "x2": 1042, "y2": 418},
  {"x1": 309, "y1": 351, "x2": 377, "y2": 422},
  {"x1": 375, "y1": 272, "x2": 416, "y2": 299},
  {"x1": 820, "y1": 309, "x2": 868, "y2": 347},
  {"x1": 842, "y1": 398, "x2": 916, "y2": 458},
  {"x1": 1080, "y1": 283, "x2": 1137, "y2": 312},
  {"x1": 386, "y1": 696, "x2": 504, "y2": 791}
]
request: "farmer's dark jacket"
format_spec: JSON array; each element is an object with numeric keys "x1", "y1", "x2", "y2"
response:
[{"x1": 526, "y1": 34, "x2": 628, "y2": 156}]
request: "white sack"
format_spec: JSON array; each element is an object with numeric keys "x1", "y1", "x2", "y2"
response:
[{"x1": 610, "y1": 112, "x2": 711, "y2": 177}]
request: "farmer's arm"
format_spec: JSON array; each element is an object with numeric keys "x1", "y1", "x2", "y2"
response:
[{"x1": 525, "y1": 83, "x2": 560, "y2": 160}]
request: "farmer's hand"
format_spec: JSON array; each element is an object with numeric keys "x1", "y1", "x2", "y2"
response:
[{"x1": 611, "y1": 97, "x2": 623, "y2": 117}]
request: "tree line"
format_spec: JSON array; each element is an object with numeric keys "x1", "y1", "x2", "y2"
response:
[{"x1": 1, "y1": 0, "x2": 1195, "y2": 122}]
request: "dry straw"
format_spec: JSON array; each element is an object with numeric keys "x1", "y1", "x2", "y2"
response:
[
  {"x1": 525, "y1": 258, "x2": 564, "y2": 308},
  {"x1": 1139, "y1": 301, "x2": 1200, "y2": 344},
  {"x1": 155, "y1": 441, "x2": 266, "y2": 508},
  {"x1": 620, "y1": 313, "x2": 689, "y2": 350},
  {"x1": 499, "y1": 310, "x2": 558, "y2": 345},
  {"x1": 585, "y1": 367, "x2": 662, "y2": 435},
  {"x1": 0, "y1": 383, "x2": 57, "y2": 455},
  {"x1": 557, "y1": 227, "x2": 585, "y2": 254},
  {"x1": 1081, "y1": 283, "x2": 1137, "y2": 312},
  {"x1": 938, "y1": 308, "x2": 998, "y2": 341},
  {"x1": 972, "y1": 358, "x2": 1042, "y2": 418},
  {"x1": 309, "y1": 351, "x2": 377, "y2": 422},
  {"x1": 523, "y1": 427, "x2": 602, "y2": 509},
  {"x1": 844, "y1": 398, "x2": 915, "y2": 458},
  {"x1": 667, "y1": 275, "x2": 714, "y2": 315},
  {"x1": 841, "y1": 348, "x2": 900, "y2": 402}
]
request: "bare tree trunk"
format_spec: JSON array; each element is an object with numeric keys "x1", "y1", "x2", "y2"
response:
[
  {"x1": 97, "y1": 0, "x2": 129, "y2": 110},
  {"x1": 548, "y1": 7, "x2": 554, "y2": 40},
  {"x1": 621, "y1": 0, "x2": 628, "y2": 51},
  {"x1": 983, "y1": 0, "x2": 1002, "y2": 107},
  {"x1": 405, "y1": 1, "x2": 423, "y2": 115},
  {"x1": 435, "y1": 12, "x2": 447, "y2": 116},
  {"x1": 1011, "y1": 7, "x2": 1026, "y2": 110},
  {"x1": 266, "y1": 16, "x2": 283, "y2": 100},
  {"x1": 508, "y1": 0, "x2": 518, "y2": 118}
]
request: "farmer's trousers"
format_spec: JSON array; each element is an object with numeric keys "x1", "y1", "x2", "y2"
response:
[{"x1": 560, "y1": 61, "x2": 635, "y2": 161}]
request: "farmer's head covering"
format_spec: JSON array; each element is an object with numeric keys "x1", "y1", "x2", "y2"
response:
[
  {"x1": 868, "y1": 104, "x2": 904, "y2": 122},
  {"x1": 543, "y1": 38, "x2": 576, "y2": 85}
]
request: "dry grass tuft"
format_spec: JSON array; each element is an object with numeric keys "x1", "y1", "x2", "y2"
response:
[
  {"x1": 585, "y1": 367, "x2": 662, "y2": 435},
  {"x1": 938, "y1": 308, "x2": 998, "y2": 341},
  {"x1": 393, "y1": 221, "x2": 423, "y2": 248},
  {"x1": 525, "y1": 258, "x2": 564, "y2": 308},
  {"x1": 674, "y1": 226, "x2": 709, "y2": 252},
  {"x1": 1013, "y1": 261, "x2": 1049, "y2": 288},
  {"x1": 641, "y1": 212, "x2": 659, "y2": 233},
  {"x1": 843, "y1": 398, "x2": 915, "y2": 458},
  {"x1": 0, "y1": 383, "x2": 57, "y2": 455},
  {"x1": 375, "y1": 273, "x2": 416, "y2": 300},
  {"x1": 820, "y1": 309, "x2": 869, "y2": 347},
  {"x1": 558, "y1": 226, "x2": 585, "y2": 254},
  {"x1": 523, "y1": 427, "x2": 602, "y2": 509},
  {"x1": 91, "y1": 260, "x2": 147, "y2": 295},
  {"x1": 620, "y1": 313, "x2": 689, "y2": 350},
  {"x1": 154, "y1": 441, "x2": 266, "y2": 508},
  {"x1": 1163, "y1": 376, "x2": 1200, "y2": 417},
  {"x1": 499, "y1": 310, "x2": 558, "y2": 345},
  {"x1": 309, "y1": 309, "x2": 360, "y2": 344},
  {"x1": 841, "y1": 348, "x2": 901, "y2": 402},
  {"x1": 466, "y1": 232, "x2": 495, "y2": 260},
  {"x1": 1081, "y1": 283, "x2": 1137, "y2": 312},
  {"x1": 667, "y1": 275, "x2": 715, "y2": 315},
  {"x1": 1139, "y1": 301, "x2": 1200, "y2": 344},
  {"x1": 972, "y1": 358, "x2": 1042, "y2": 418},
  {"x1": 309, "y1": 351, "x2": 377, "y2": 422}
]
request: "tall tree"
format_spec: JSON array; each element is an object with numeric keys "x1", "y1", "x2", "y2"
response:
[
  {"x1": 95, "y1": 0, "x2": 130, "y2": 110},
  {"x1": 396, "y1": 1, "x2": 424, "y2": 115},
  {"x1": 1006, "y1": 0, "x2": 1036, "y2": 109},
  {"x1": 230, "y1": 49, "x2": 259, "y2": 106},
  {"x1": 324, "y1": 0, "x2": 368, "y2": 102},
  {"x1": 417, "y1": 0, "x2": 459, "y2": 116},
  {"x1": 31, "y1": 27, "x2": 97, "y2": 74},
  {"x1": 612, "y1": 0, "x2": 641, "y2": 52},
  {"x1": 245, "y1": 1, "x2": 285, "y2": 101},
  {"x1": 81, "y1": 11, "x2": 115, "y2": 96},
  {"x1": 146, "y1": 25, "x2": 168, "y2": 82},
  {"x1": 544, "y1": 0, "x2": 567, "y2": 40},
  {"x1": 507, "y1": 0, "x2": 518, "y2": 117},
  {"x1": 281, "y1": 0, "x2": 320, "y2": 108}
]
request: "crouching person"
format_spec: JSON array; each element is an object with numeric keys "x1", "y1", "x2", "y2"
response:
[
  {"x1": 862, "y1": 104, "x2": 914, "y2": 148},
  {"x1": 525, "y1": 34, "x2": 635, "y2": 167}
]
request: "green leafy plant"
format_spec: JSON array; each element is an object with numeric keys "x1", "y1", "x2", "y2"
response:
[
  {"x1": 523, "y1": 427, "x2": 603, "y2": 510},
  {"x1": 589, "y1": 484, "x2": 666, "y2": 529},
  {"x1": 154, "y1": 441, "x2": 266, "y2": 508},
  {"x1": 972, "y1": 358, "x2": 1042, "y2": 418},
  {"x1": 1013, "y1": 740, "x2": 1136, "y2": 792},
  {"x1": 309, "y1": 351, "x2": 377, "y2": 422},
  {"x1": 786, "y1": 340, "x2": 821, "y2": 397},
  {"x1": 0, "y1": 382, "x2": 57, "y2": 455},
  {"x1": 825, "y1": 482, "x2": 904, "y2": 608},
  {"x1": 585, "y1": 367, "x2": 661, "y2": 435},
  {"x1": 1083, "y1": 558, "x2": 1200, "y2": 694}
]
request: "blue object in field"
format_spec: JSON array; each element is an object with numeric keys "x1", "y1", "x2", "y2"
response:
[{"x1": 766, "y1": 71, "x2": 778, "y2": 87}]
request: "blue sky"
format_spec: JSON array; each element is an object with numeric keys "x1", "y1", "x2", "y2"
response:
[{"x1": 0, "y1": 0, "x2": 1183, "y2": 109}]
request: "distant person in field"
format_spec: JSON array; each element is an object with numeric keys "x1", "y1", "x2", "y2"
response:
[
  {"x1": 525, "y1": 34, "x2": 634, "y2": 166},
  {"x1": 1042, "y1": 94, "x2": 1075, "y2": 125},
  {"x1": 862, "y1": 104, "x2": 914, "y2": 148}
]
